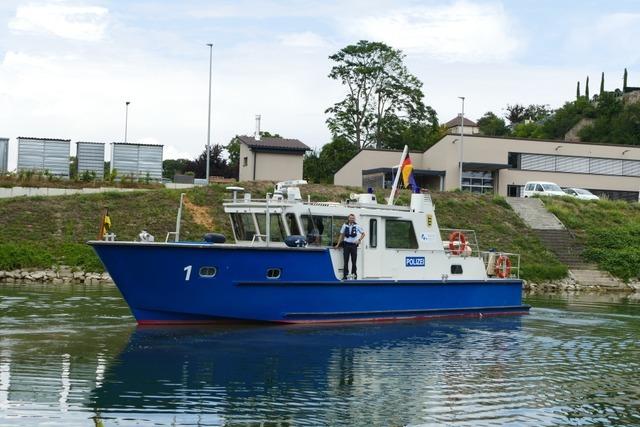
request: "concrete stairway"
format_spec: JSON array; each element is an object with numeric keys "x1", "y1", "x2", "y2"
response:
[
  {"x1": 506, "y1": 197, "x2": 565, "y2": 230},
  {"x1": 533, "y1": 229, "x2": 592, "y2": 269},
  {"x1": 506, "y1": 197, "x2": 625, "y2": 288}
]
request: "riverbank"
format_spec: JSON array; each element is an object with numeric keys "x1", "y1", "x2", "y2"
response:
[
  {"x1": 0, "y1": 183, "x2": 568, "y2": 283},
  {"x1": 0, "y1": 267, "x2": 112, "y2": 285},
  {"x1": 2, "y1": 266, "x2": 639, "y2": 293}
]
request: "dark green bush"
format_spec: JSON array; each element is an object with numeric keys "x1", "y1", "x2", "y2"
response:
[{"x1": 0, "y1": 243, "x2": 53, "y2": 270}]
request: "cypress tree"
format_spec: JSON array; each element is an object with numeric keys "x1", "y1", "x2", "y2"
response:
[
  {"x1": 585, "y1": 76, "x2": 590, "y2": 99},
  {"x1": 576, "y1": 81, "x2": 581, "y2": 99},
  {"x1": 624, "y1": 68, "x2": 628, "y2": 91},
  {"x1": 600, "y1": 72, "x2": 605, "y2": 96}
]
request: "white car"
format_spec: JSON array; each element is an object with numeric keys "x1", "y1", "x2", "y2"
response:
[
  {"x1": 521, "y1": 181, "x2": 567, "y2": 198},
  {"x1": 563, "y1": 187, "x2": 600, "y2": 200}
]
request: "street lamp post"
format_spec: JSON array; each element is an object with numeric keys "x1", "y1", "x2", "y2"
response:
[
  {"x1": 458, "y1": 96, "x2": 465, "y2": 190},
  {"x1": 205, "y1": 43, "x2": 213, "y2": 182},
  {"x1": 124, "y1": 101, "x2": 131, "y2": 143}
]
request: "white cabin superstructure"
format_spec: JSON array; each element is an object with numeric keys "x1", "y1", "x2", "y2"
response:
[{"x1": 223, "y1": 181, "x2": 518, "y2": 282}]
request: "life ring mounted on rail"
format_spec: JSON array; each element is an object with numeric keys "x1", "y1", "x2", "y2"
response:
[
  {"x1": 448, "y1": 231, "x2": 467, "y2": 256},
  {"x1": 495, "y1": 255, "x2": 512, "y2": 278}
]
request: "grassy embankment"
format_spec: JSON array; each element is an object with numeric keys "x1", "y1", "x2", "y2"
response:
[
  {"x1": 0, "y1": 183, "x2": 566, "y2": 282},
  {"x1": 543, "y1": 197, "x2": 640, "y2": 281}
]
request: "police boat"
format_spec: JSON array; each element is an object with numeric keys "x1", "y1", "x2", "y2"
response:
[{"x1": 89, "y1": 159, "x2": 529, "y2": 325}]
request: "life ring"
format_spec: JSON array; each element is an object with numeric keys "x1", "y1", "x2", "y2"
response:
[
  {"x1": 448, "y1": 231, "x2": 467, "y2": 255},
  {"x1": 495, "y1": 255, "x2": 511, "y2": 278}
]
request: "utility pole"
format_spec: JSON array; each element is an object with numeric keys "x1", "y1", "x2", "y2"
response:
[
  {"x1": 205, "y1": 43, "x2": 213, "y2": 182},
  {"x1": 458, "y1": 96, "x2": 465, "y2": 190},
  {"x1": 124, "y1": 101, "x2": 130, "y2": 143}
]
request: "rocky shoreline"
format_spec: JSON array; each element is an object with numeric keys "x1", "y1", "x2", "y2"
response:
[
  {"x1": 524, "y1": 276, "x2": 640, "y2": 292},
  {"x1": 1, "y1": 267, "x2": 639, "y2": 292},
  {"x1": 0, "y1": 267, "x2": 112, "y2": 285}
]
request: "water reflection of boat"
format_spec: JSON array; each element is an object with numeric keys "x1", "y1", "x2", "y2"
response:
[{"x1": 90, "y1": 318, "x2": 522, "y2": 424}]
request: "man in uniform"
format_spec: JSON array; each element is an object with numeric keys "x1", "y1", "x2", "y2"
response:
[{"x1": 334, "y1": 214, "x2": 365, "y2": 280}]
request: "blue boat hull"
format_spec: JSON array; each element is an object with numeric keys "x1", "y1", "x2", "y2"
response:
[{"x1": 89, "y1": 242, "x2": 529, "y2": 324}]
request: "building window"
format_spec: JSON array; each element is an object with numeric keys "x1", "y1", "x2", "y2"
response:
[
  {"x1": 518, "y1": 152, "x2": 640, "y2": 178},
  {"x1": 508, "y1": 152, "x2": 520, "y2": 169},
  {"x1": 385, "y1": 220, "x2": 418, "y2": 249},
  {"x1": 462, "y1": 170, "x2": 493, "y2": 194},
  {"x1": 243, "y1": 156, "x2": 248, "y2": 167}
]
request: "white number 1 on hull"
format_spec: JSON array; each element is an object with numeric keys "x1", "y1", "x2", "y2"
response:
[{"x1": 184, "y1": 265, "x2": 192, "y2": 281}]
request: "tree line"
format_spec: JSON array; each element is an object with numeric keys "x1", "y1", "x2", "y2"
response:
[
  {"x1": 163, "y1": 42, "x2": 640, "y2": 183},
  {"x1": 477, "y1": 69, "x2": 640, "y2": 144}
]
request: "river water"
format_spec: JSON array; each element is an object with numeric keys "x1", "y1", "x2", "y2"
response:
[{"x1": 0, "y1": 284, "x2": 639, "y2": 426}]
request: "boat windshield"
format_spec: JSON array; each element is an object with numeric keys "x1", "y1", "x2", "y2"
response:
[
  {"x1": 301, "y1": 215, "x2": 347, "y2": 246},
  {"x1": 230, "y1": 212, "x2": 287, "y2": 242},
  {"x1": 255, "y1": 213, "x2": 286, "y2": 242},
  {"x1": 230, "y1": 213, "x2": 258, "y2": 241}
]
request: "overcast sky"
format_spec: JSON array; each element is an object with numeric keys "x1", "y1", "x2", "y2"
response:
[{"x1": 1, "y1": 0, "x2": 640, "y2": 169}]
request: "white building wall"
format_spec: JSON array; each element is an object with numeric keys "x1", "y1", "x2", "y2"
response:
[
  {"x1": 336, "y1": 134, "x2": 640, "y2": 197},
  {"x1": 238, "y1": 142, "x2": 305, "y2": 182},
  {"x1": 239, "y1": 143, "x2": 254, "y2": 181},
  {"x1": 334, "y1": 149, "x2": 424, "y2": 187}
]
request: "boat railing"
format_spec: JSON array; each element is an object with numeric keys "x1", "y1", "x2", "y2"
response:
[
  {"x1": 479, "y1": 251, "x2": 521, "y2": 279},
  {"x1": 251, "y1": 233, "x2": 267, "y2": 245},
  {"x1": 440, "y1": 228, "x2": 480, "y2": 258}
]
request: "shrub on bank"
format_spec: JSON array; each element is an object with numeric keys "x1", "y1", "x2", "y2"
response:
[
  {"x1": 0, "y1": 243, "x2": 53, "y2": 270},
  {"x1": 543, "y1": 197, "x2": 640, "y2": 281}
]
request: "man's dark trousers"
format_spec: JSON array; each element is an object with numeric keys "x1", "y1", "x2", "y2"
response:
[{"x1": 342, "y1": 242, "x2": 358, "y2": 278}]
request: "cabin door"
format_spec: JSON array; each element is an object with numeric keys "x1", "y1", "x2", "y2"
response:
[{"x1": 362, "y1": 217, "x2": 384, "y2": 278}]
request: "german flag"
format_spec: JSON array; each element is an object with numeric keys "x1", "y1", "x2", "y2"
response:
[{"x1": 401, "y1": 155, "x2": 418, "y2": 191}]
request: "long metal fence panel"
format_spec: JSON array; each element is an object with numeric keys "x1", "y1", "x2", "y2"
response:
[
  {"x1": 0, "y1": 138, "x2": 8, "y2": 173},
  {"x1": 77, "y1": 142, "x2": 105, "y2": 177},
  {"x1": 138, "y1": 145, "x2": 163, "y2": 179},
  {"x1": 43, "y1": 140, "x2": 70, "y2": 177},
  {"x1": 112, "y1": 143, "x2": 163, "y2": 180}
]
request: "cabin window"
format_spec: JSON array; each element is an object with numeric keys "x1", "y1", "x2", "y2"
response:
[
  {"x1": 255, "y1": 213, "x2": 286, "y2": 242},
  {"x1": 385, "y1": 220, "x2": 418, "y2": 249},
  {"x1": 369, "y1": 219, "x2": 378, "y2": 248},
  {"x1": 450, "y1": 265, "x2": 463, "y2": 275},
  {"x1": 301, "y1": 215, "x2": 347, "y2": 246},
  {"x1": 267, "y1": 268, "x2": 281, "y2": 279},
  {"x1": 230, "y1": 212, "x2": 258, "y2": 241},
  {"x1": 286, "y1": 213, "x2": 301, "y2": 235},
  {"x1": 199, "y1": 266, "x2": 217, "y2": 277}
]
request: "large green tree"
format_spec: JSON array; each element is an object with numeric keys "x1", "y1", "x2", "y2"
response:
[
  {"x1": 504, "y1": 104, "x2": 526, "y2": 125},
  {"x1": 477, "y1": 112, "x2": 510, "y2": 136},
  {"x1": 162, "y1": 158, "x2": 192, "y2": 179},
  {"x1": 325, "y1": 40, "x2": 434, "y2": 149},
  {"x1": 303, "y1": 137, "x2": 359, "y2": 183}
]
